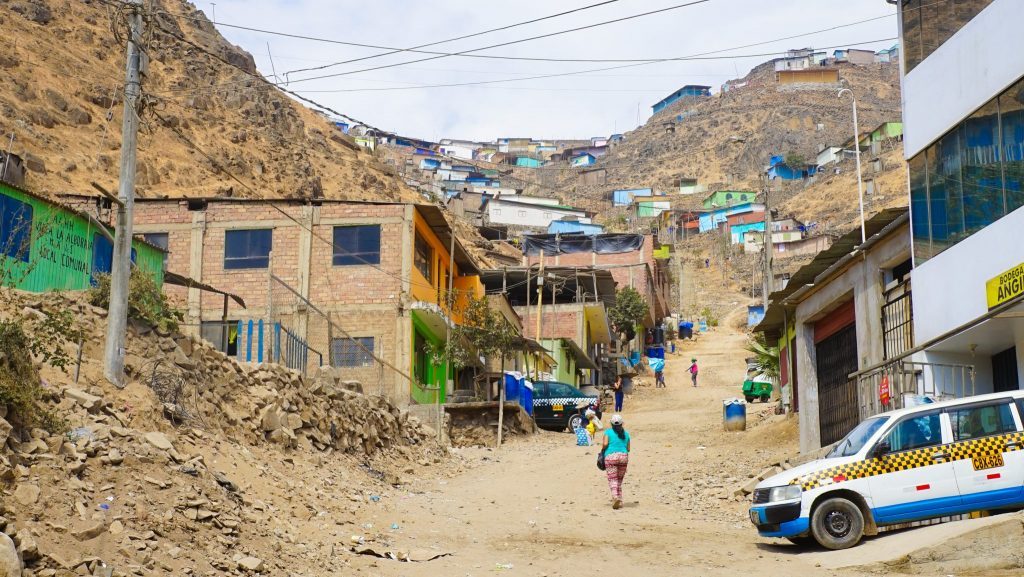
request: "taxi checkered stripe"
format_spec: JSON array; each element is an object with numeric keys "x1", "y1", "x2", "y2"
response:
[
  {"x1": 794, "y1": 431, "x2": 1024, "y2": 491},
  {"x1": 533, "y1": 397, "x2": 590, "y2": 406}
]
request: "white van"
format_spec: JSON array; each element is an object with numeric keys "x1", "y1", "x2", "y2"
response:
[{"x1": 749, "y1": 391, "x2": 1024, "y2": 549}]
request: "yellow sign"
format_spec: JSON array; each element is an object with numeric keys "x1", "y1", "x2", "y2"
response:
[{"x1": 986, "y1": 262, "x2": 1024, "y2": 309}]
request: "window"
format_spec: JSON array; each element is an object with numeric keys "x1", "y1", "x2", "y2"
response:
[
  {"x1": 518, "y1": 210, "x2": 527, "y2": 218},
  {"x1": 332, "y1": 225, "x2": 380, "y2": 266},
  {"x1": 908, "y1": 76, "x2": 1024, "y2": 264},
  {"x1": 224, "y1": 229, "x2": 272, "y2": 269},
  {"x1": 201, "y1": 321, "x2": 238, "y2": 356},
  {"x1": 0, "y1": 196, "x2": 32, "y2": 263},
  {"x1": 542, "y1": 212, "x2": 552, "y2": 220},
  {"x1": 827, "y1": 416, "x2": 889, "y2": 458},
  {"x1": 331, "y1": 337, "x2": 374, "y2": 367},
  {"x1": 901, "y1": 0, "x2": 994, "y2": 73},
  {"x1": 493, "y1": 208, "x2": 502, "y2": 216},
  {"x1": 950, "y1": 402, "x2": 1017, "y2": 441},
  {"x1": 143, "y1": 232, "x2": 169, "y2": 267},
  {"x1": 881, "y1": 411, "x2": 942, "y2": 453},
  {"x1": 414, "y1": 331, "x2": 428, "y2": 384},
  {"x1": 414, "y1": 232, "x2": 432, "y2": 282}
]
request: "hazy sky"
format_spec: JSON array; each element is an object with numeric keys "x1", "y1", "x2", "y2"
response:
[{"x1": 204, "y1": 0, "x2": 898, "y2": 142}]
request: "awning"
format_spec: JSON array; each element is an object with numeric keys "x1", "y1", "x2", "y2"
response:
[
  {"x1": 163, "y1": 271, "x2": 246, "y2": 308},
  {"x1": 554, "y1": 338, "x2": 599, "y2": 371}
]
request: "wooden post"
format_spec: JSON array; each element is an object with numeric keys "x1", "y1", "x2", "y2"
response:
[
  {"x1": 497, "y1": 356, "x2": 505, "y2": 448},
  {"x1": 266, "y1": 251, "x2": 274, "y2": 363},
  {"x1": 535, "y1": 249, "x2": 545, "y2": 344}
]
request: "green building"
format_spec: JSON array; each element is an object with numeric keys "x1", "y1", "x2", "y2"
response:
[
  {"x1": 540, "y1": 338, "x2": 598, "y2": 387},
  {"x1": 701, "y1": 190, "x2": 757, "y2": 209},
  {"x1": 0, "y1": 181, "x2": 164, "y2": 292}
]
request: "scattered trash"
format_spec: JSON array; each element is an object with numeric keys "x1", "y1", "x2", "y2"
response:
[
  {"x1": 363, "y1": 523, "x2": 373, "y2": 529},
  {"x1": 391, "y1": 523, "x2": 400, "y2": 530},
  {"x1": 69, "y1": 427, "x2": 94, "y2": 442},
  {"x1": 350, "y1": 535, "x2": 364, "y2": 545},
  {"x1": 370, "y1": 495, "x2": 381, "y2": 503},
  {"x1": 351, "y1": 545, "x2": 452, "y2": 562},
  {"x1": 98, "y1": 503, "x2": 110, "y2": 511},
  {"x1": 495, "y1": 562, "x2": 514, "y2": 570}
]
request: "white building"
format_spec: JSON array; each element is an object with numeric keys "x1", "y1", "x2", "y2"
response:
[
  {"x1": 816, "y1": 146, "x2": 845, "y2": 167},
  {"x1": 486, "y1": 198, "x2": 591, "y2": 229},
  {"x1": 893, "y1": 0, "x2": 1024, "y2": 398}
]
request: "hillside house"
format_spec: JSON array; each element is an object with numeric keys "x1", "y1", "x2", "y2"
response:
[
  {"x1": 515, "y1": 157, "x2": 544, "y2": 168},
  {"x1": 701, "y1": 190, "x2": 757, "y2": 208},
  {"x1": 698, "y1": 203, "x2": 765, "y2": 233},
  {"x1": 591, "y1": 137, "x2": 609, "y2": 147},
  {"x1": 548, "y1": 220, "x2": 605, "y2": 235},
  {"x1": 118, "y1": 198, "x2": 483, "y2": 407},
  {"x1": 776, "y1": 68, "x2": 839, "y2": 85},
  {"x1": 579, "y1": 168, "x2": 607, "y2": 186},
  {"x1": 678, "y1": 178, "x2": 705, "y2": 195},
  {"x1": 833, "y1": 48, "x2": 875, "y2": 65},
  {"x1": 612, "y1": 188, "x2": 653, "y2": 207},
  {"x1": 486, "y1": 197, "x2": 591, "y2": 230},
  {"x1": 874, "y1": 44, "x2": 899, "y2": 63},
  {"x1": 438, "y1": 139, "x2": 480, "y2": 160},
  {"x1": 2, "y1": 183, "x2": 165, "y2": 293},
  {"x1": 815, "y1": 146, "x2": 846, "y2": 167},
  {"x1": 635, "y1": 199, "x2": 671, "y2": 218},
  {"x1": 570, "y1": 153, "x2": 596, "y2": 167},
  {"x1": 744, "y1": 232, "x2": 832, "y2": 257},
  {"x1": 767, "y1": 156, "x2": 819, "y2": 180},
  {"x1": 651, "y1": 85, "x2": 712, "y2": 114}
]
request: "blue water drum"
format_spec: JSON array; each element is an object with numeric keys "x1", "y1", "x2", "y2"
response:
[
  {"x1": 723, "y1": 399, "x2": 747, "y2": 431},
  {"x1": 646, "y1": 346, "x2": 665, "y2": 359}
]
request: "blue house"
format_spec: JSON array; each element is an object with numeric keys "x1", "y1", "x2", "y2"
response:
[
  {"x1": 698, "y1": 202, "x2": 765, "y2": 233},
  {"x1": 767, "y1": 155, "x2": 819, "y2": 181},
  {"x1": 333, "y1": 121, "x2": 350, "y2": 134},
  {"x1": 729, "y1": 221, "x2": 765, "y2": 244},
  {"x1": 570, "y1": 153, "x2": 596, "y2": 167},
  {"x1": 420, "y1": 158, "x2": 441, "y2": 170},
  {"x1": 548, "y1": 221, "x2": 605, "y2": 235},
  {"x1": 652, "y1": 85, "x2": 711, "y2": 114},
  {"x1": 516, "y1": 157, "x2": 543, "y2": 168},
  {"x1": 612, "y1": 188, "x2": 653, "y2": 207}
]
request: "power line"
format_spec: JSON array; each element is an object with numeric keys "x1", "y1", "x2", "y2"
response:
[
  {"x1": 284, "y1": 0, "x2": 624, "y2": 76},
  {"x1": 292, "y1": 38, "x2": 898, "y2": 94}
]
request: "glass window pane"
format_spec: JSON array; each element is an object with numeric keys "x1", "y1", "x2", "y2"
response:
[
  {"x1": 909, "y1": 153, "x2": 930, "y2": 263},
  {"x1": 961, "y1": 100, "x2": 1004, "y2": 234},
  {"x1": 333, "y1": 225, "x2": 381, "y2": 266},
  {"x1": 925, "y1": 133, "x2": 960, "y2": 255},
  {"x1": 884, "y1": 411, "x2": 942, "y2": 452},
  {"x1": 902, "y1": 0, "x2": 924, "y2": 72},
  {"x1": 1001, "y1": 79, "x2": 1024, "y2": 213},
  {"x1": 224, "y1": 229, "x2": 272, "y2": 269},
  {"x1": 951, "y1": 402, "x2": 1016, "y2": 441},
  {"x1": 414, "y1": 232, "x2": 432, "y2": 282},
  {"x1": 331, "y1": 337, "x2": 374, "y2": 367}
]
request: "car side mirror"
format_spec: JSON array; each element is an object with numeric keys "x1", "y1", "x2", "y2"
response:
[{"x1": 873, "y1": 441, "x2": 891, "y2": 459}]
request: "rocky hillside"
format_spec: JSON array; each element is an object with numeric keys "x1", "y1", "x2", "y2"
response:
[
  {"x1": 0, "y1": 0, "x2": 416, "y2": 201},
  {"x1": 589, "y1": 59, "x2": 902, "y2": 196},
  {"x1": 0, "y1": 288, "x2": 448, "y2": 575}
]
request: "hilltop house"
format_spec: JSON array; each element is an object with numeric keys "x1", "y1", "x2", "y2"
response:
[
  {"x1": 485, "y1": 197, "x2": 591, "y2": 231},
  {"x1": 612, "y1": 188, "x2": 653, "y2": 207},
  {"x1": 833, "y1": 48, "x2": 875, "y2": 65},
  {"x1": 570, "y1": 153, "x2": 597, "y2": 167},
  {"x1": 651, "y1": 85, "x2": 712, "y2": 114},
  {"x1": 515, "y1": 157, "x2": 544, "y2": 168},
  {"x1": 102, "y1": 197, "x2": 484, "y2": 407},
  {"x1": 701, "y1": 190, "x2": 757, "y2": 208},
  {"x1": 698, "y1": 202, "x2": 766, "y2": 233}
]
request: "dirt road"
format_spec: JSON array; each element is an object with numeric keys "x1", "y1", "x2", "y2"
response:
[{"x1": 340, "y1": 320, "x2": 1009, "y2": 576}]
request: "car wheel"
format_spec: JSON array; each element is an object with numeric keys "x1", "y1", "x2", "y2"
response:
[
  {"x1": 744, "y1": 395, "x2": 755, "y2": 403},
  {"x1": 567, "y1": 414, "x2": 583, "y2": 432},
  {"x1": 811, "y1": 497, "x2": 864, "y2": 550},
  {"x1": 760, "y1": 395, "x2": 770, "y2": 403}
]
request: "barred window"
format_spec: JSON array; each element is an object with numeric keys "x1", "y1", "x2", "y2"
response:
[{"x1": 331, "y1": 337, "x2": 374, "y2": 368}]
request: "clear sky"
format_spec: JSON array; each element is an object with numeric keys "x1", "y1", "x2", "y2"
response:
[{"x1": 205, "y1": 0, "x2": 898, "y2": 142}]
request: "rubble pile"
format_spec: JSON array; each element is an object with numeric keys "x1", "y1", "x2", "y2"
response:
[{"x1": 0, "y1": 289, "x2": 446, "y2": 576}]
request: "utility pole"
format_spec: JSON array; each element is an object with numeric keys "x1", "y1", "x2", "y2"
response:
[
  {"x1": 104, "y1": 0, "x2": 144, "y2": 388},
  {"x1": 762, "y1": 175, "x2": 774, "y2": 310},
  {"x1": 839, "y1": 88, "x2": 867, "y2": 243},
  {"x1": 535, "y1": 250, "x2": 545, "y2": 342}
]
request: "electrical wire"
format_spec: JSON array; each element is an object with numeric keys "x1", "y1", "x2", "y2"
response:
[{"x1": 284, "y1": 0, "x2": 624, "y2": 76}]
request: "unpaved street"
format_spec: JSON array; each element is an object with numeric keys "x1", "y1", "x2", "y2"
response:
[{"x1": 344, "y1": 319, "x2": 849, "y2": 576}]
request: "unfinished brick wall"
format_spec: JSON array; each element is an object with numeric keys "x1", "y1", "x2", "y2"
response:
[{"x1": 516, "y1": 305, "x2": 581, "y2": 341}]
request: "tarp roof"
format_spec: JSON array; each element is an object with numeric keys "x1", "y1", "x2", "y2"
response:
[{"x1": 754, "y1": 207, "x2": 908, "y2": 336}]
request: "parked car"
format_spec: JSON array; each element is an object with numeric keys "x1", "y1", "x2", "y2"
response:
[
  {"x1": 532, "y1": 380, "x2": 600, "y2": 432},
  {"x1": 749, "y1": 391, "x2": 1024, "y2": 550}
]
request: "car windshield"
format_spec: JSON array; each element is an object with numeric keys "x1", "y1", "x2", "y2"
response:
[{"x1": 826, "y1": 416, "x2": 890, "y2": 458}]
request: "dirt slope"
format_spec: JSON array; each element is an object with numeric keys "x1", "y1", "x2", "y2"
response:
[{"x1": 0, "y1": 0, "x2": 417, "y2": 202}]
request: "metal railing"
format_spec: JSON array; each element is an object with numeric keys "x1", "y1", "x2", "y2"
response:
[
  {"x1": 855, "y1": 360, "x2": 976, "y2": 421},
  {"x1": 881, "y1": 289, "x2": 913, "y2": 360}
]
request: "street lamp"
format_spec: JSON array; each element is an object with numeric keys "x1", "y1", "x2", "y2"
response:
[{"x1": 838, "y1": 88, "x2": 867, "y2": 244}]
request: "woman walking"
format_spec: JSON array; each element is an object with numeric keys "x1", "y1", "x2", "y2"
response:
[
  {"x1": 601, "y1": 414, "x2": 631, "y2": 509},
  {"x1": 612, "y1": 375, "x2": 625, "y2": 412}
]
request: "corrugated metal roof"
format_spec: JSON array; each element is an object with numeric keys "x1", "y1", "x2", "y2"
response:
[{"x1": 754, "y1": 207, "x2": 909, "y2": 335}]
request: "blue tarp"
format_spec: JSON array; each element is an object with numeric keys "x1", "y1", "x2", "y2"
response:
[{"x1": 648, "y1": 358, "x2": 665, "y2": 372}]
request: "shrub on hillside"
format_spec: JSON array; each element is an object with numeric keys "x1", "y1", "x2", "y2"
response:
[
  {"x1": 89, "y1": 269, "x2": 182, "y2": 332},
  {"x1": 0, "y1": 320, "x2": 65, "y2": 433}
]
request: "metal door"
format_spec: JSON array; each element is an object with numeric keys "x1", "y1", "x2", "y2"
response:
[{"x1": 816, "y1": 323, "x2": 860, "y2": 446}]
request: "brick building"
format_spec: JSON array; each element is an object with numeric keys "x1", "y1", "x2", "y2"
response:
[{"x1": 63, "y1": 195, "x2": 482, "y2": 406}]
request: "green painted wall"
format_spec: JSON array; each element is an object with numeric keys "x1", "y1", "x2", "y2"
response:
[
  {"x1": 0, "y1": 182, "x2": 163, "y2": 292},
  {"x1": 410, "y1": 312, "x2": 450, "y2": 405},
  {"x1": 541, "y1": 339, "x2": 578, "y2": 386}
]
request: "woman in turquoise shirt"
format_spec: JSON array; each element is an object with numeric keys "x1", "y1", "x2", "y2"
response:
[{"x1": 601, "y1": 414, "x2": 631, "y2": 509}]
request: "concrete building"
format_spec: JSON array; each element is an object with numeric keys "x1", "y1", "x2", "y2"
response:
[
  {"x1": 895, "y1": 0, "x2": 1024, "y2": 402},
  {"x1": 755, "y1": 209, "x2": 911, "y2": 451},
  {"x1": 101, "y1": 197, "x2": 483, "y2": 407},
  {"x1": 485, "y1": 197, "x2": 591, "y2": 230}
]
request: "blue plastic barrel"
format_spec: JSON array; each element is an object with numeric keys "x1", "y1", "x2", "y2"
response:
[
  {"x1": 503, "y1": 373, "x2": 520, "y2": 404},
  {"x1": 521, "y1": 382, "x2": 533, "y2": 416},
  {"x1": 647, "y1": 346, "x2": 665, "y2": 359},
  {"x1": 723, "y1": 399, "x2": 747, "y2": 431}
]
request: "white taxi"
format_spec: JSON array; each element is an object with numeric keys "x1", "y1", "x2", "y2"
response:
[{"x1": 749, "y1": 391, "x2": 1024, "y2": 549}]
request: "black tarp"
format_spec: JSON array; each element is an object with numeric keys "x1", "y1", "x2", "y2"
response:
[{"x1": 521, "y1": 233, "x2": 644, "y2": 256}]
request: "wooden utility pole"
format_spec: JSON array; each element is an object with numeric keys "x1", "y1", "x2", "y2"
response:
[
  {"x1": 762, "y1": 176, "x2": 775, "y2": 309},
  {"x1": 104, "y1": 0, "x2": 144, "y2": 388},
  {"x1": 535, "y1": 249, "x2": 545, "y2": 342}
]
